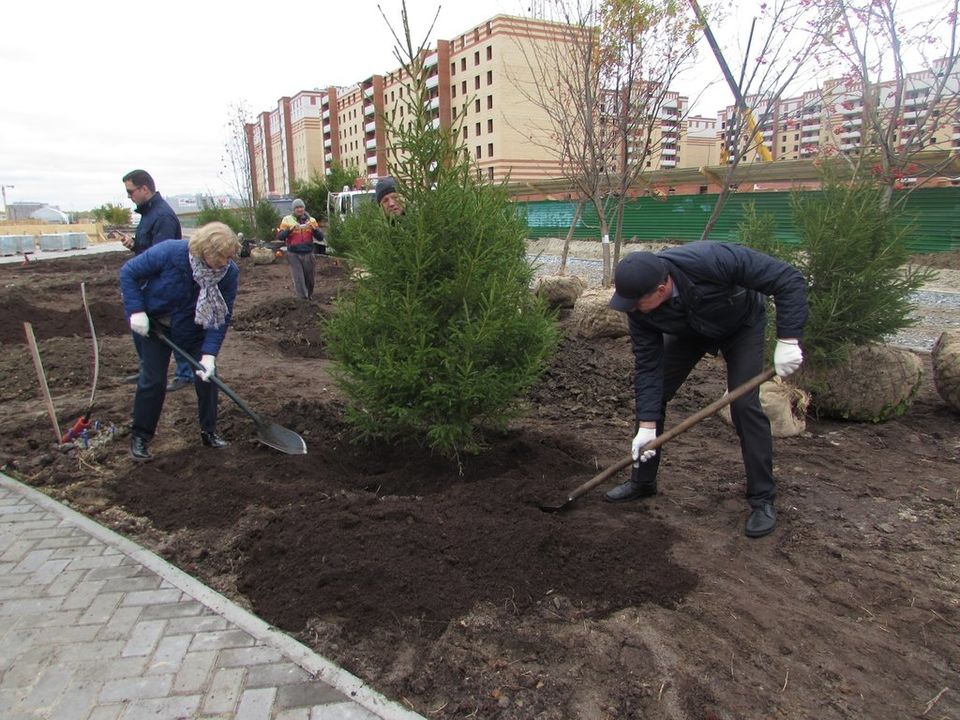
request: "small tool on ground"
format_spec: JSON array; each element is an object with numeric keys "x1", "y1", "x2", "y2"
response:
[
  {"x1": 152, "y1": 328, "x2": 307, "y2": 455},
  {"x1": 24, "y1": 322, "x2": 62, "y2": 444},
  {"x1": 539, "y1": 367, "x2": 777, "y2": 512}
]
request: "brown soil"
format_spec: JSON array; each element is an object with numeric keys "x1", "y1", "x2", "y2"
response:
[{"x1": 1, "y1": 253, "x2": 958, "y2": 720}]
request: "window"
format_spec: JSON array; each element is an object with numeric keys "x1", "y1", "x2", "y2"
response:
[
  {"x1": 487, "y1": 70, "x2": 493, "y2": 85},
  {"x1": 793, "y1": 145, "x2": 798, "y2": 151},
  {"x1": 486, "y1": 45, "x2": 492, "y2": 60},
  {"x1": 475, "y1": 99, "x2": 481, "y2": 112},
  {"x1": 476, "y1": 122, "x2": 481, "y2": 135},
  {"x1": 462, "y1": 81, "x2": 467, "y2": 94},
  {"x1": 463, "y1": 126, "x2": 467, "y2": 140},
  {"x1": 781, "y1": 146, "x2": 786, "y2": 153},
  {"x1": 452, "y1": 85, "x2": 456, "y2": 98},
  {"x1": 451, "y1": 62, "x2": 456, "y2": 75},
  {"x1": 461, "y1": 58, "x2": 466, "y2": 71},
  {"x1": 453, "y1": 107, "x2": 458, "y2": 119},
  {"x1": 475, "y1": 76, "x2": 480, "y2": 90},
  {"x1": 475, "y1": 51, "x2": 480, "y2": 65},
  {"x1": 487, "y1": 95, "x2": 493, "y2": 110},
  {"x1": 487, "y1": 119, "x2": 493, "y2": 133},
  {"x1": 488, "y1": 167, "x2": 494, "y2": 180},
  {"x1": 476, "y1": 145, "x2": 482, "y2": 158},
  {"x1": 488, "y1": 143, "x2": 493, "y2": 157}
]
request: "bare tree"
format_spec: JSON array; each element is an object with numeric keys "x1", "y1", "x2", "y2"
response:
[
  {"x1": 813, "y1": 0, "x2": 960, "y2": 207},
  {"x1": 220, "y1": 101, "x2": 255, "y2": 227},
  {"x1": 511, "y1": 0, "x2": 699, "y2": 284},
  {"x1": 693, "y1": 0, "x2": 836, "y2": 240}
]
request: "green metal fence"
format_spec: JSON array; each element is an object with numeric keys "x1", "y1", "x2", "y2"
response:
[{"x1": 521, "y1": 187, "x2": 960, "y2": 253}]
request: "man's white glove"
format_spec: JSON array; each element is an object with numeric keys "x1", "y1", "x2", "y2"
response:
[
  {"x1": 632, "y1": 426, "x2": 658, "y2": 464},
  {"x1": 196, "y1": 354, "x2": 216, "y2": 382},
  {"x1": 774, "y1": 338, "x2": 803, "y2": 377},
  {"x1": 129, "y1": 312, "x2": 149, "y2": 337}
]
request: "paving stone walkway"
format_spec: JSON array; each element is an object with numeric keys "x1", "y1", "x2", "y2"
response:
[{"x1": 0, "y1": 472, "x2": 425, "y2": 720}]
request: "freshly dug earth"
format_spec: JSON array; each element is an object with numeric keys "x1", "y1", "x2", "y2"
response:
[{"x1": 1, "y1": 252, "x2": 958, "y2": 720}]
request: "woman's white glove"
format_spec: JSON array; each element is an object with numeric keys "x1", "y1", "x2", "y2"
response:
[
  {"x1": 632, "y1": 426, "x2": 658, "y2": 463},
  {"x1": 129, "y1": 312, "x2": 149, "y2": 337},
  {"x1": 196, "y1": 354, "x2": 216, "y2": 382},
  {"x1": 774, "y1": 338, "x2": 803, "y2": 377}
]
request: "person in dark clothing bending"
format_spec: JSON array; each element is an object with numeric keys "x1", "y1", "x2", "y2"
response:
[{"x1": 606, "y1": 241, "x2": 808, "y2": 538}]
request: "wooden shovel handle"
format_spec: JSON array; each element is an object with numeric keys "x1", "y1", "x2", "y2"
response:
[{"x1": 565, "y1": 367, "x2": 777, "y2": 503}]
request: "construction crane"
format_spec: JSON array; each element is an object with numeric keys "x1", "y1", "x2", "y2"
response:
[{"x1": 688, "y1": 0, "x2": 773, "y2": 163}]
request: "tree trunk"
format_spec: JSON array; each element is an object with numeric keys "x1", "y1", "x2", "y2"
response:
[{"x1": 559, "y1": 199, "x2": 584, "y2": 276}]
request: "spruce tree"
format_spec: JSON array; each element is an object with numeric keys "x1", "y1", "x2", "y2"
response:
[{"x1": 324, "y1": 5, "x2": 559, "y2": 458}]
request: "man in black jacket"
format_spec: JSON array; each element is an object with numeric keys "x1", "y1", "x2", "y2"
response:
[
  {"x1": 606, "y1": 242, "x2": 807, "y2": 538},
  {"x1": 118, "y1": 169, "x2": 192, "y2": 392}
]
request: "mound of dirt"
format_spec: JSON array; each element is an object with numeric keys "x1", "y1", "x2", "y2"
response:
[{"x1": 1, "y1": 251, "x2": 957, "y2": 720}]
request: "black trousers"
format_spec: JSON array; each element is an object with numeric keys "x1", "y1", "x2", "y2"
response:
[
  {"x1": 131, "y1": 333, "x2": 218, "y2": 441},
  {"x1": 632, "y1": 317, "x2": 775, "y2": 508}
]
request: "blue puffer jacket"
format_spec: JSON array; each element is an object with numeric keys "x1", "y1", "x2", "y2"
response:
[
  {"x1": 133, "y1": 192, "x2": 182, "y2": 255},
  {"x1": 627, "y1": 241, "x2": 808, "y2": 420},
  {"x1": 119, "y1": 240, "x2": 239, "y2": 356}
]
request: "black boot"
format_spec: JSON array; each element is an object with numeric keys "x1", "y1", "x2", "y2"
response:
[
  {"x1": 745, "y1": 503, "x2": 777, "y2": 538},
  {"x1": 130, "y1": 436, "x2": 153, "y2": 462},
  {"x1": 604, "y1": 478, "x2": 657, "y2": 503},
  {"x1": 200, "y1": 431, "x2": 229, "y2": 449}
]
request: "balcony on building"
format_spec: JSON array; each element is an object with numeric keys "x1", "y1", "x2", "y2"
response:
[
  {"x1": 430, "y1": 117, "x2": 440, "y2": 129},
  {"x1": 839, "y1": 142, "x2": 858, "y2": 151},
  {"x1": 661, "y1": 147, "x2": 677, "y2": 156},
  {"x1": 363, "y1": 86, "x2": 375, "y2": 98},
  {"x1": 426, "y1": 96, "x2": 440, "y2": 110},
  {"x1": 661, "y1": 159, "x2": 677, "y2": 167},
  {"x1": 322, "y1": 109, "x2": 330, "y2": 120},
  {"x1": 903, "y1": 109, "x2": 921, "y2": 120},
  {"x1": 325, "y1": 153, "x2": 333, "y2": 163},
  {"x1": 366, "y1": 156, "x2": 377, "y2": 167},
  {"x1": 366, "y1": 138, "x2": 377, "y2": 150},
  {"x1": 324, "y1": 138, "x2": 332, "y2": 148},
  {"x1": 839, "y1": 130, "x2": 861, "y2": 139},
  {"x1": 364, "y1": 104, "x2": 375, "y2": 117},
  {"x1": 425, "y1": 51, "x2": 439, "y2": 68},
  {"x1": 426, "y1": 74, "x2": 439, "y2": 89},
  {"x1": 365, "y1": 120, "x2": 376, "y2": 133}
]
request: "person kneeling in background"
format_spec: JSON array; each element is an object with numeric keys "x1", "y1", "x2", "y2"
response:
[
  {"x1": 119, "y1": 222, "x2": 241, "y2": 462},
  {"x1": 277, "y1": 198, "x2": 325, "y2": 299}
]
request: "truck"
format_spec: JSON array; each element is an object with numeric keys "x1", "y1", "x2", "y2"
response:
[{"x1": 326, "y1": 187, "x2": 377, "y2": 219}]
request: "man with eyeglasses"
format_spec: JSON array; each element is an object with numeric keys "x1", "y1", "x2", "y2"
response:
[{"x1": 118, "y1": 169, "x2": 193, "y2": 391}]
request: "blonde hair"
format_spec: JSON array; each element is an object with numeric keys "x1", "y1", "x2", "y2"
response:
[{"x1": 189, "y1": 222, "x2": 241, "y2": 266}]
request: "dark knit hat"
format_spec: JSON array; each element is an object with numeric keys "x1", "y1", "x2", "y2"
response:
[
  {"x1": 609, "y1": 252, "x2": 668, "y2": 312},
  {"x1": 375, "y1": 177, "x2": 397, "y2": 205}
]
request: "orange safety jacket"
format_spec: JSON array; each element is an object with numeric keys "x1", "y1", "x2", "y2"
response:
[{"x1": 278, "y1": 214, "x2": 322, "y2": 252}]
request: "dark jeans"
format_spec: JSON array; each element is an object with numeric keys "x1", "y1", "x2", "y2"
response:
[
  {"x1": 132, "y1": 333, "x2": 194, "y2": 382},
  {"x1": 131, "y1": 333, "x2": 218, "y2": 441},
  {"x1": 632, "y1": 317, "x2": 775, "y2": 508}
]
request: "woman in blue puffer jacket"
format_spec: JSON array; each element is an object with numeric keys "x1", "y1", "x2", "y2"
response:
[{"x1": 119, "y1": 222, "x2": 241, "y2": 461}]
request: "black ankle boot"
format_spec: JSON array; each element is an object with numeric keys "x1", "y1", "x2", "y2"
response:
[
  {"x1": 200, "y1": 431, "x2": 229, "y2": 449},
  {"x1": 604, "y1": 479, "x2": 657, "y2": 503},
  {"x1": 745, "y1": 503, "x2": 777, "y2": 538},
  {"x1": 130, "y1": 436, "x2": 153, "y2": 462}
]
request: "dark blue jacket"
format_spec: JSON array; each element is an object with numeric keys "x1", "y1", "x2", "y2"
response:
[
  {"x1": 119, "y1": 240, "x2": 239, "y2": 356},
  {"x1": 627, "y1": 241, "x2": 808, "y2": 420},
  {"x1": 133, "y1": 192, "x2": 182, "y2": 254}
]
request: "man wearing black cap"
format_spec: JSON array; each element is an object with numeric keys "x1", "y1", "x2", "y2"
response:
[
  {"x1": 607, "y1": 241, "x2": 808, "y2": 538},
  {"x1": 375, "y1": 176, "x2": 404, "y2": 217}
]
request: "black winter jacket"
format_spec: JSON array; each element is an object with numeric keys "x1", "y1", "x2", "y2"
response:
[
  {"x1": 133, "y1": 192, "x2": 182, "y2": 255},
  {"x1": 626, "y1": 241, "x2": 808, "y2": 421}
]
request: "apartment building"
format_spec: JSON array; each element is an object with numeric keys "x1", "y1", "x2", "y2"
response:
[{"x1": 248, "y1": 14, "x2": 686, "y2": 196}]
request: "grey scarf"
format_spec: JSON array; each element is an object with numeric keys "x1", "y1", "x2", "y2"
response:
[{"x1": 189, "y1": 255, "x2": 229, "y2": 329}]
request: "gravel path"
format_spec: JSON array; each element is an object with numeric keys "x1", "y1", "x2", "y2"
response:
[{"x1": 528, "y1": 242, "x2": 960, "y2": 353}]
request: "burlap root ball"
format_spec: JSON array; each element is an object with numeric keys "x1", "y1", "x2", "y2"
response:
[
  {"x1": 932, "y1": 330, "x2": 960, "y2": 412},
  {"x1": 250, "y1": 246, "x2": 276, "y2": 265},
  {"x1": 571, "y1": 288, "x2": 629, "y2": 339},
  {"x1": 532, "y1": 275, "x2": 587, "y2": 309},
  {"x1": 720, "y1": 376, "x2": 810, "y2": 437}
]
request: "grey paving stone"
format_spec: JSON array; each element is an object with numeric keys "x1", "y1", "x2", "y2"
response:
[
  {"x1": 165, "y1": 614, "x2": 228, "y2": 634},
  {"x1": 0, "y1": 596, "x2": 64, "y2": 615},
  {"x1": 11, "y1": 608, "x2": 82, "y2": 628},
  {"x1": 77, "y1": 592, "x2": 123, "y2": 625},
  {"x1": 217, "y1": 645, "x2": 285, "y2": 668},
  {"x1": 121, "y1": 619, "x2": 166, "y2": 657},
  {"x1": 35, "y1": 534, "x2": 90, "y2": 549},
  {"x1": 71, "y1": 656, "x2": 150, "y2": 683},
  {"x1": 11, "y1": 548, "x2": 55, "y2": 573},
  {"x1": 21, "y1": 665, "x2": 73, "y2": 713},
  {"x1": 119, "y1": 694, "x2": 202, "y2": 720},
  {"x1": 87, "y1": 705, "x2": 124, "y2": 720},
  {"x1": 276, "y1": 680, "x2": 350, "y2": 710},
  {"x1": 101, "y1": 575, "x2": 163, "y2": 593},
  {"x1": 0, "y1": 539, "x2": 36, "y2": 563},
  {"x1": 121, "y1": 589, "x2": 182, "y2": 606},
  {"x1": 172, "y1": 650, "x2": 218, "y2": 694},
  {"x1": 33, "y1": 623, "x2": 103, "y2": 644},
  {"x1": 41, "y1": 568, "x2": 85, "y2": 597},
  {"x1": 98, "y1": 606, "x2": 144, "y2": 641},
  {"x1": 234, "y1": 687, "x2": 277, "y2": 720},
  {"x1": 51, "y1": 545, "x2": 109, "y2": 560},
  {"x1": 60, "y1": 579, "x2": 107, "y2": 610},
  {"x1": 67, "y1": 554, "x2": 124, "y2": 570},
  {"x1": 0, "y1": 661, "x2": 47, "y2": 691},
  {"x1": 312, "y1": 703, "x2": 384, "y2": 720},
  {"x1": 145, "y1": 634, "x2": 192, "y2": 676},
  {"x1": 84, "y1": 565, "x2": 144, "y2": 582},
  {"x1": 201, "y1": 666, "x2": 246, "y2": 715},
  {"x1": 57, "y1": 639, "x2": 125, "y2": 663},
  {"x1": 189, "y1": 628, "x2": 258, "y2": 652},
  {"x1": 138, "y1": 600, "x2": 205, "y2": 620},
  {"x1": 245, "y1": 662, "x2": 313, "y2": 688},
  {"x1": 46, "y1": 682, "x2": 100, "y2": 720},
  {"x1": 98, "y1": 674, "x2": 174, "y2": 703}
]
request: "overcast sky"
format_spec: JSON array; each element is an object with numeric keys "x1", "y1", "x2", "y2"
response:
[{"x1": 1, "y1": 0, "x2": 896, "y2": 213}]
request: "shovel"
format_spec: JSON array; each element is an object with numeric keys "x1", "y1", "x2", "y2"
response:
[
  {"x1": 153, "y1": 329, "x2": 307, "y2": 456},
  {"x1": 540, "y1": 367, "x2": 777, "y2": 511}
]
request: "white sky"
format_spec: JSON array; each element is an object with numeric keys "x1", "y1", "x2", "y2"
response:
[{"x1": 2, "y1": 0, "x2": 943, "y2": 212}]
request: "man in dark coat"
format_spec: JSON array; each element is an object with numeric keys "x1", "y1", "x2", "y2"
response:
[{"x1": 606, "y1": 241, "x2": 808, "y2": 538}]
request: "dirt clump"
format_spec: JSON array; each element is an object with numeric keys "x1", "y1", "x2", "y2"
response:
[{"x1": 1, "y1": 251, "x2": 958, "y2": 720}]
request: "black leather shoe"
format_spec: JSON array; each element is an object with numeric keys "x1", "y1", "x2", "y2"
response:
[
  {"x1": 745, "y1": 503, "x2": 777, "y2": 538},
  {"x1": 604, "y1": 479, "x2": 657, "y2": 503},
  {"x1": 200, "y1": 431, "x2": 229, "y2": 449},
  {"x1": 166, "y1": 376, "x2": 192, "y2": 393},
  {"x1": 130, "y1": 436, "x2": 153, "y2": 462}
]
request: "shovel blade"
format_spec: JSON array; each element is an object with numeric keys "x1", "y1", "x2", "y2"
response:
[{"x1": 256, "y1": 422, "x2": 307, "y2": 455}]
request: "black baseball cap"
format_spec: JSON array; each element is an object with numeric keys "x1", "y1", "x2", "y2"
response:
[{"x1": 609, "y1": 252, "x2": 668, "y2": 312}]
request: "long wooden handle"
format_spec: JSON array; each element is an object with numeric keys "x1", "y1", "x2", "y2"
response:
[
  {"x1": 81, "y1": 282, "x2": 100, "y2": 414},
  {"x1": 24, "y1": 322, "x2": 63, "y2": 444},
  {"x1": 566, "y1": 367, "x2": 777, "y2": 503}
]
